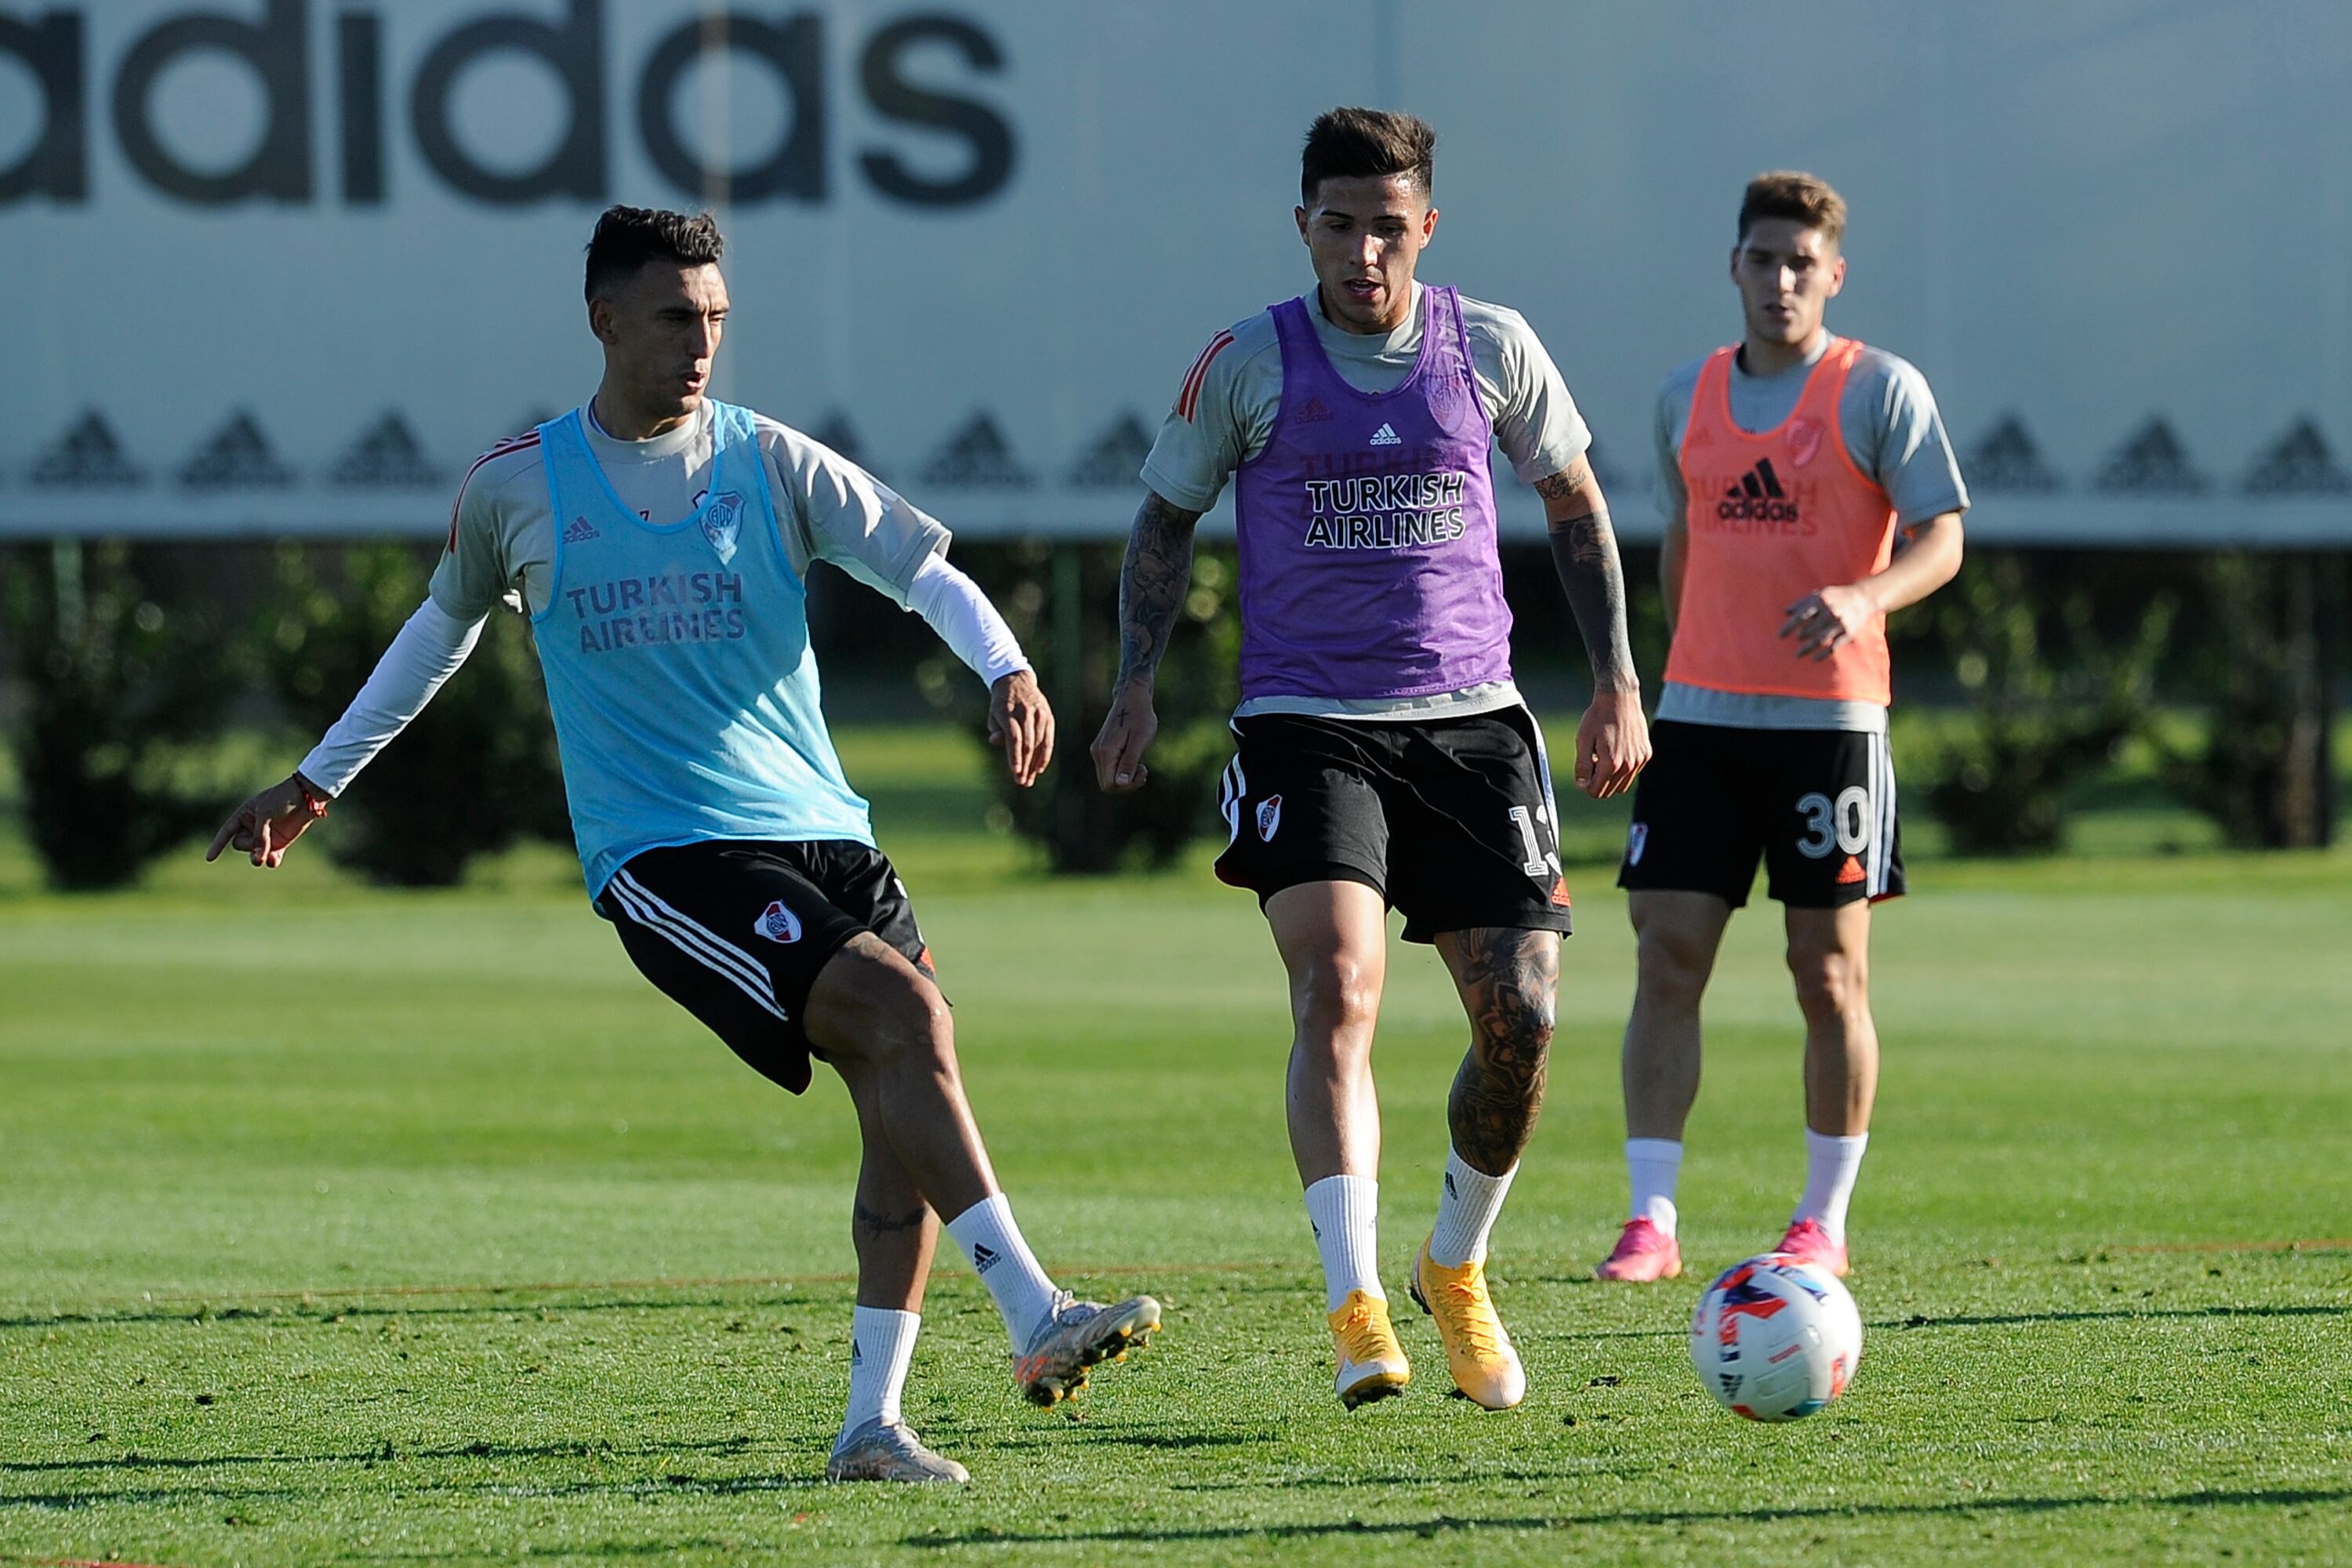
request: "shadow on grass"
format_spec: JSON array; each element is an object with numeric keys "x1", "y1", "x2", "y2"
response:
[
  {"x1": 0, "y1": 1434, "x2": 763, "y2": 1476},
  {"x1": 348, "y1": 1542, "x2": 743, "y2": 1563},
  {"x1": 0, "y1": 1295, "x2": 810, "y2": 1334},
  {"x1": 0, "y1": 1463, "x2": 836, "y2": 1514},
  {"x1": 1087, "y1": 1432, "x2": 1266, "y2": 1450},
  {"x1": 0, "y1": 1267, "x2": 1316, "y2": 1337},
  {"x1": 1886, "y1": 1303, "x2": 2350, "y2": 1331},
  {"x1": 1510, "y1": 1300, "x2": 2352, "y2": 1347},
  {"x1": 1172, "y1": 1461, "x2": 1663, "y2": 1494},
  {"x1": 902, "y1": 1485, "x2": 2352, "y2": 1549},
  {"x1": 979, "y1": 1425, "x2": 1279, "y2": 1455},
  {"x1": 26, "y1": 1290, "x2": 2324, "y2": 1341}
]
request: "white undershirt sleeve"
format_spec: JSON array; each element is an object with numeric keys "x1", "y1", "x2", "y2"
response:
[
  {"x1": 296, "y1": 597, "x2": 485, "y2": 797},
  {"x1": 905, "y1": 552, "x2": 1029, "y2": 688}
]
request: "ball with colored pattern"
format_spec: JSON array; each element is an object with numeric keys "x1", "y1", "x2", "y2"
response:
[{"x1": 1688, "y1": 1252, "x2": 1863, "y2": 1422}]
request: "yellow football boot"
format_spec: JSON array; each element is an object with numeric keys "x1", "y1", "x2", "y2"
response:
[
  {"x1": 1327, "y1": 1289, "x2": 1410, "y2": 1410},
  {"x1": 1410, "y1": 1238, "x2": 1526, "y2": 1410}
]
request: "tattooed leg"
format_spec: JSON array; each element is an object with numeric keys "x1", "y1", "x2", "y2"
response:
[
  {"x1": 846, "y1": 1079, "x2": 940, "y2": 1312},
  {"x1": 1432, "y1": 927, "x2": 1563, "y2": 1176}
]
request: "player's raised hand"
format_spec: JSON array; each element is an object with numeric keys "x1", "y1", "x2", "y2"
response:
[
  {"x1": 1782, "y1": 583, "x2": 1881, "y2": 662},
  {"x1": 988, "y1": 670, "x2": 1055, "y2": 789},
  {"x1": 1573, "y1": 688, "x2": 1650, "y2": 800},
  {"x1": 205, "y1": 774, "x2": 328, "y2": 868},
  {"x1": 1090, "y1": 683, "x2": 1158, "y2": 793}
]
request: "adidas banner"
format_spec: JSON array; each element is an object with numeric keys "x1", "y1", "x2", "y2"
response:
[{"x1": 2, "y1": 1, "x2": 2346, "y2": 543}]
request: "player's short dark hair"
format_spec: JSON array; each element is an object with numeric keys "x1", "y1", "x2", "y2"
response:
[
  {"x1": 1739, "y1": 172, "x2": 1847, "y2": 247},
  {"x1": 583, "y1": 205, "x2": 725, "y2": 302},
  {"x1": 1300, "y1": 107, "x2": 1436, "y2": 205}
]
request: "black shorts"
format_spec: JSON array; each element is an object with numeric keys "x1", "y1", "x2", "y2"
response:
[
  {"x1": 595, "y1": 838, "x2": 934, "y2": 1094},
  {"x1": 1616, "y1": 719, "x2": 1903, "y2": 909},
  {"x1": 1213, "y1": 706, "x2": 1575, "y2": 944}
]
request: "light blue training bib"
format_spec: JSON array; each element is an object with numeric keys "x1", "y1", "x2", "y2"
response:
[{"x1": 531, "y1": 401, "x2": 873, "y2": 899}]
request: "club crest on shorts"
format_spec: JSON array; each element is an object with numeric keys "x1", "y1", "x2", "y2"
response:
[
  {"x1": 1785, "y1": 418, "x2": 1825, "y2": 468},
  {"x1": 753, "y1": 899, "x2": 801, "y2": 943},
  {"x1": 1627, "y1": 821, "x2": 1650, "y2": 866},
  {"x1": 1257, "y1": 794, "x2": 1283, "y2": 841},
  {"x1": 702, "y1": 490, "x2": 744, "y2": 564}
]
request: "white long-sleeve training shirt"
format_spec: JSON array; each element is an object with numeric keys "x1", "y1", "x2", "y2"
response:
[{"x1": 299, "y1": 401, "x2": 1028, "y2": 795}]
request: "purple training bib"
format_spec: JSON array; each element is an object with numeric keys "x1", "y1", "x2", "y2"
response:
[{"x1": 1231, "y1": 285, "x2": 1514, "y2": 701}]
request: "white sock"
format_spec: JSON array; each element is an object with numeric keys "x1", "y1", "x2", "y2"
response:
[
  {"x1": 1795, "y1": 1129, "x2": 1869, "y2": 1243},
  {"x1": 1626, "y1": 1138, "x2": 1683, "y2": 1234},
  {"x1": 945, "y1": 1192, "x2": 1061, "y2": 1349},
  {"x1": 838, "y1": 1305, "x2": 919, "y2": 1440},
  {"x1": 1427, "y1": 1150, "x2": 1515, "y2": 1268},
  {"x1": 1303, "y1": 1174, "x2": 1383, "y2": 1312}
]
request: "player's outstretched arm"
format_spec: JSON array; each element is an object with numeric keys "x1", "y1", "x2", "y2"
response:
[
  {"x1": 205, "y1": 597, "x2": 485, "y2": 869},
  {"x1": 1782, "y1": 511, "x2": 1965, "y2": 661},
  {"x1": 1091, "y1": 490, "x2": 1202, "y2": 793},
  {"x1": 1537, "y1": 457, "x2": 1651, "y2": 800}
]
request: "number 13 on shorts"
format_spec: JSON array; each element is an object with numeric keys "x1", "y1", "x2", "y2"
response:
[{"x1": 1508, "y1": 804, "x2": 1561, "y2": 878}]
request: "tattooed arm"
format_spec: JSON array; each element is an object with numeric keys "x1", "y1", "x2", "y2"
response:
[
  {"x1": 1537, "y1": 456, "x2": 1639, "y2": 692},
  {"x1": 1534, "y1": 456, "x2": 1652, "y2": 799},
  {"x1": 1090, "y1": 489, "x2": 1204, "y2": 793}
]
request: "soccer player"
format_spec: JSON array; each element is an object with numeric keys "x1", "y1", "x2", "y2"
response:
[
  {"x1": 1091, "y1": 110, "x2": 1649, "y2": 1411},
  {"x1": 207, "y1": 207, "x2": 1161, "y2": 1484},
  {"x1": 1595, "y1": 172, "x2": 1967, "y2": 1284}
]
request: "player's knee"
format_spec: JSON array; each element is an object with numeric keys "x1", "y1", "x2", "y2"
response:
[
  {"x1": 1293, "y1": 953, "x2": 1380, "y2": 1043},
  {"x1": 1474, "y1": 984, "x2": 1555, "y2": 1061},
  {"x1": 1635, "y1": 924, "x2": 1714, "y2": 1004},
  {"x1": 1788, "y1": 945, "x2": 1867, "y2": 1022},
  {"x1": 851, "y1": 973, "x2": 956, "y2": 1075}
]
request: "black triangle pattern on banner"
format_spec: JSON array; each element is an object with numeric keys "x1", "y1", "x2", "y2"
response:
[
  {"x1": 180, "y1": 411, "x2": 296, "y2": 489},
  {"x1": 1065, "y1": 412, "x2": 1152, "y2": 488},
  {"x1": 2094, "y1": 417, "x2": 2208, "y2": 495},
  {"x1": 811, "y1": 411, "x2": 877, "y2": 475},
  {"x1": 1965, "y1": 415, "x2": 2063, "y2": 493},
  {"x1": 2241, "y1": 418, "x2": 2350, "y2": 495},
  {"x1": 920, "y1": 413, "x2": 1033, "y2": 488},
  {"x1": 330, "y1": 412, "x2": 446, "y2": 488},
  {"x1": 29, "y1": 409, "x2": 145, "y2": 488}
]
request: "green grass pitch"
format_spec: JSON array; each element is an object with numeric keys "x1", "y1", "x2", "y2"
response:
[{"x1": 2, "y1": 730, "x2": 2349, "y2": 1566}]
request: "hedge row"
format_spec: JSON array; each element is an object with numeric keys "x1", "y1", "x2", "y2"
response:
[{"x1": 0, "y1": 541, "x2": 2338, "y2": 891}]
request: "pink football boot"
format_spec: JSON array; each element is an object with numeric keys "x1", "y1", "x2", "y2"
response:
[
  {"x1": 1773, "y1": 1218, "x2": 1850, "y2": 1278},
  {"x1": 1594, "y1": 1217, "x2": 1682, "y2": 1282}
]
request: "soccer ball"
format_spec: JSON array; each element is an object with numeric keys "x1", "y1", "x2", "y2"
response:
[{"x1": 1688, "y1": 1253, "x2": 1863, "y2": 1421}]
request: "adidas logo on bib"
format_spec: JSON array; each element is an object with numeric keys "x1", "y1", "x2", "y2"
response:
[
  {"x1": 563, "y1": 516, "x2": 598, "y2": 543},
  {"x1": 1368, "y1": 423, "x2": 1403, "y2": 447},
  {"x1": 1718, "y1": 458, "x2": 1799, "y2": 524},
  {"x1": 753, "y1": 900, "x2": 802, "y2": 943}
]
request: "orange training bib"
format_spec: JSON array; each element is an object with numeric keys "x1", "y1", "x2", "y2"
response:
[{"x1": 1664, "y1": 337, "x2": 1896, "y2": 706}]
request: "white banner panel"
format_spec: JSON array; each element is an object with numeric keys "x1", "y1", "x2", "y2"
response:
[{"x1": 2, "y1": 0, "x2": 2348, "y2": 543}]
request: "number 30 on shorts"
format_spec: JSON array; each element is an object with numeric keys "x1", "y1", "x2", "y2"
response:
[{"x1": 1795, "y1": 786, "x2": 1873, "y2": 859}]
